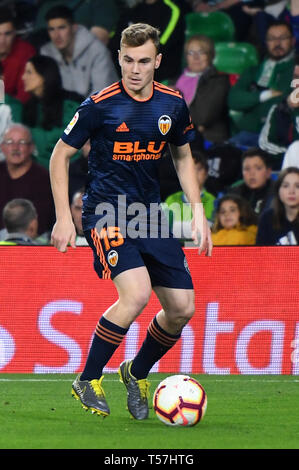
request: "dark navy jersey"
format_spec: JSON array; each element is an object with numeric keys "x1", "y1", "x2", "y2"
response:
[{"x1": 61, "y1": 80, "x2": 195, "y2": 230}]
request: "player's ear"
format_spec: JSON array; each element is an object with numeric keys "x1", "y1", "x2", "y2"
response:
[
  {"x1": 118, "y1": 49, "x2": 121, "y2": 67},
  {"x1": 155, "y1": 53, "x2": 162, "y2": 69}
]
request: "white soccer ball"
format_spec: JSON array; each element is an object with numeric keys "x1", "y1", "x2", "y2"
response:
[{"x1": 153, "y1": 375, "x2": 207, "y2": 426}]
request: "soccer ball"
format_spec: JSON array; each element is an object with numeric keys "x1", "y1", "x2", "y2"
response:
[{"x1": 153, "y1": 375, "x2": 207, "y2": 426}]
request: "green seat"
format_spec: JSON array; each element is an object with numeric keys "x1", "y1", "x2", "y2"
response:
[
  {"x1": 214, "y1": 41, "x2": 259, "y2": 75},
  {"x1": 185, "y1": 11, "x2": 235, "y2": 42},
  {"x1": 213, "y1": 42, "x2": 259, "y2": 135}
]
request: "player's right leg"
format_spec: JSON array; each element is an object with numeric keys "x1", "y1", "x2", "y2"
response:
[
  {"x1": 72, "y1": 266, "x2": 152, "y2": 417},
  {"x1": 71, "y1": 225, "x2": 152, "y2": 417}
]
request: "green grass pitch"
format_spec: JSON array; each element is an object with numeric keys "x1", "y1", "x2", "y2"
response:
[{"x1": 0, "y1": 373, "x2": 298, "y2": 449}]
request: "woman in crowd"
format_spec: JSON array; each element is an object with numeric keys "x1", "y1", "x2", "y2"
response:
[
  {"x1": 256, "y1": 167, "x2": 299, "y2": 245},
  {"x1": 212, "y1": 193, "x2": 258, "y2": 245},
  {"x1": 175, "y1": 34, "x2": 230, "y2": 147},
  {"x1": 21, "y1": 55, "x2": 81, "y2": 168}
]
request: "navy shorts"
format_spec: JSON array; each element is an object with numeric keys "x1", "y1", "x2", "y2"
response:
[{"x1": 84, "y1": 227, "x2": 193, "y2": 289}]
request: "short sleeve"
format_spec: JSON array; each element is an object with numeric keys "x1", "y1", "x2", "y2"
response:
[
  {"x1": 168, "y1": 99, "x2": 196, "y2": 147},
  {"x1": 61, "y1": 99, "x2": 100, "y2": 149}
]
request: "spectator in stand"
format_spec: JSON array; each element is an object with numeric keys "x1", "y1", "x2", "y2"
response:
[
  {"x1": 211, "y1": 193, "x2": 258, "y2": 245},
  {"x1": 242, "y1": 0, "x2": 290, "y2": 52},
  {"x1": 175, "y1": 34, "x2": 230, "y2": 147},
  {"x1": 40, "y1": 5, "x2": 118, "y2": 99},
  {"x1": 259, "y1": 55, "x2": 299, "y2": 169},
  {"x1": 0, "y1": 6, "x2": 36, "y2": 103},
  {"x1": 256, "y1": 166, "x2": 299, "y2": 244},
  {"x1": 109, "y1": 0, "x2": 186, "y2": 82},
  {"x1": 228, "y1": 20, "x2": 296, "y2": 147},
  {"x1": 281, "y1": 140, "x2": 299, "y2": 169},
  {"x1": 0, "y1": 123, "x2": 55, "y2": 236},
  {"x1": 163, "y1": 151, "x2": 215, "y2": 241},
  {"x1": 33, "y1": 0, "x2": 120, "y2": 46},
  {"x1": 70, "y1": 188, "x2": 89, "y2": 246},
  {"x1": 21, "y1": 54, "x2": 81, "y2": 169},
  {"x1": 191, "y1": 0, "x2": 253, "y2": 41},
  {"x1": 69, "y1": 139, "x2": 89, "y2": 202},
  {"x1": 0, "y1": 198, "x2": 38, "y2": 245},
  {"x1": 229, "y1": 147, "x2": 274, "y2": 217}
]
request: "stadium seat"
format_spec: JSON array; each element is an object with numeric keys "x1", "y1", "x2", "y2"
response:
[
  {"x1": 213, "y1": 42, "x2": 259, "y2": 135},
  {"x1": 214, "y1": 42, "x2": 259, "y2": 75},
  {"x1": 185, "y1": 11, "x2": 235, "y2": 42}
]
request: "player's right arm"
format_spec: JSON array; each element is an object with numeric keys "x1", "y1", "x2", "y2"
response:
[{"x1": 49, "y1": 138, "x2": 78, "y2": 252}]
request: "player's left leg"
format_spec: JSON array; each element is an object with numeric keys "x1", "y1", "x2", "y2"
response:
[
  {"x1": 129, "y1": 287, "x2": 195, "y2": 381},
  {"x1": 119, "y1": 236, "x2": 194, "y2": 419},
  {"x1": 119, "y1": 288, "x2": 194, "y2": 419}
]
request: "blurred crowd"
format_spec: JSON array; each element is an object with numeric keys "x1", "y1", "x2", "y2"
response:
[{"x1": 0, "y1": 0, "x2": 299, "y2": 247}]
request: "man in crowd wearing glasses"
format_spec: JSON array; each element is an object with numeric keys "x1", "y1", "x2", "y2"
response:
[
  {"x1": 228, "y1": 20, "x2": 296, "y2": 147},
  {"x1": 0, "y1": 123, "x2": 54, "y2": 238}
]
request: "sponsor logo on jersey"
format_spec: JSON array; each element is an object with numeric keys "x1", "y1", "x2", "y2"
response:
[
  {"x1": 158, "y1": 115, "x2": 172, "y2": 135},
  {"x1": 64, "y1": 111, "x2": 79, "y2": 135},
  {"x1": 107, "y1": 250, "x2": 118, "y2": 267},
  {"x1": 112, "y1": 140, "x2": 166, "y2": 162}
]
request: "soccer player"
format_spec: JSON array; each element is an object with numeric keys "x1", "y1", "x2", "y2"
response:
[{"x1": 50, "y1": 23, "x2": 212, "y2": 420}]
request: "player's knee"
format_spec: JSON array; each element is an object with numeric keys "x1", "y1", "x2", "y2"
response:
[
  {"x1": 177, "y1": 300, "x2": 195, "y2": 325},
  {"x1": 166, "y1": 297, "x2": 195, "y2": 329},
  {"x1": 133, "y1": 292, "x2": 151, "y2": 316},
  {"x1": 121, "y1": 290, "x2": 151, "y2": 320},
  {"x1": 185, "y1": 299, "x2": 195, "y2": 321}
]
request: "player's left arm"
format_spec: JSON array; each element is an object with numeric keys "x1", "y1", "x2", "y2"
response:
[{"x1": 169, "y1": 143, "x2": 213, "y2": 256}]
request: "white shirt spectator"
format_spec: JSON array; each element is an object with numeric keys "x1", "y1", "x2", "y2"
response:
[
  {"x1": 41, "y1": 24, "x2": 118, "y2": 97},
  {"x1": 281, "y1": 140, "x2": 299, "y2": 169}
]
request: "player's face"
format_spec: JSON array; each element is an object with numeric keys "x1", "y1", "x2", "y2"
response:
[
  {"x1": 47, "y1": 18, "x2": 75, "y2": 51},
  {"x1": 0, "y1": 22, "x2": 15, "y2": 59},
  {"x1": 118, "y1": 40, "x2": 162, "y2": 99},
  {"x1": 1, "y1": 127, "x2": 34, "y2": 167},
  {"x1": 279, "y1": 172, "x2": 299, "y2": 209},
  {"x1": 242, "y1": 156, "x2": 271, "y2": 189},
  {"x1": 218, "y1": 200, "x2": 240, "y2": 230},
  {"x1": 266, "y1": 25, "x2": 294, "y2": 61},
  {"x1": 22, "y1": 61, "x2": 44, "y2": 96}
]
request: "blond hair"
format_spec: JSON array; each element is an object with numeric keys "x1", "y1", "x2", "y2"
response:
[{"x1": 120, "y1": 23, "x2": 160, "y2": 53}]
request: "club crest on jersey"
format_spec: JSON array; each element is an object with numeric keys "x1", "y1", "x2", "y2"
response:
[
  {"x1": 64, "y1": 111, "x2": 79, "y2": 135},
  {"x1": 158, "y1": 115, "x2": 172, "y2": 135},
  {"x1": 107, "y1": 250, "x2": 118, "y2": 267}
]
